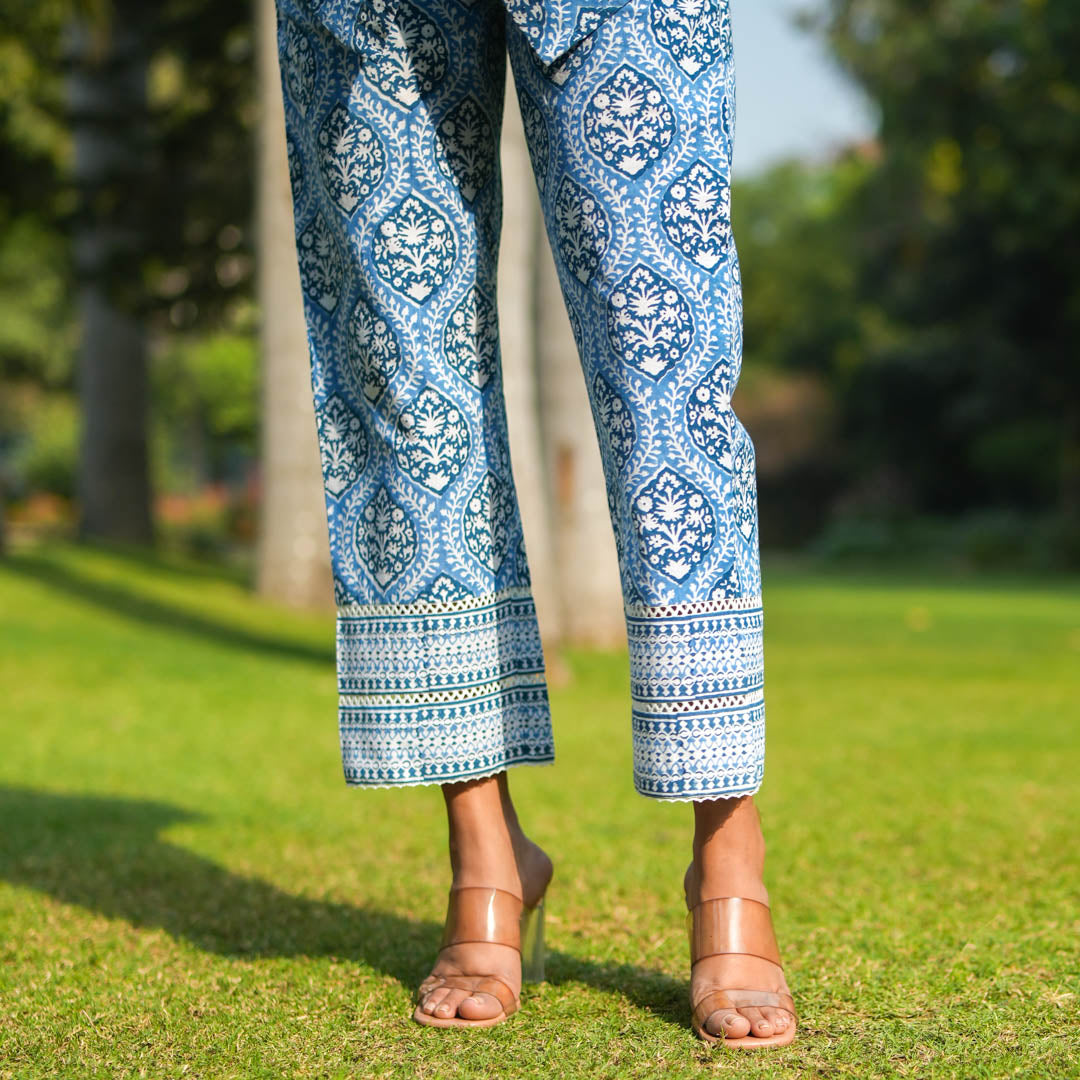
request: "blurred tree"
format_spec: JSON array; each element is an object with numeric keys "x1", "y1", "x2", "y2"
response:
[
  {"x1": 1, "y1": 0, "x2": 256, "y2": 542},
  {"x1": 63, "y1": 3, "x2": 154, "y2": 542},
  {"x1": 809, "y1": 0, "x2": 1080, "y2": 522},
  {"x1": 253, "y1": 0, "x2": 332, "y2": 609}
]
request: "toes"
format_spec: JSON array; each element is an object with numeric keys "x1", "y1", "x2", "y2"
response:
[
  {"x1": 704, "y1": 1008, "x2": 751, "y2": 1039},
  {"x1": 456, "y1": 991, "x2": 504, "y2": 1021},
  {"x1": 414, "y1": 984, "x2": 444, "y2": 1015},
  {"x1": 762, "y1": 1006, "x2": 791, "y2": 1033},
  {"x1": 432, "y1": 988, "x2": 470, "y2": 1019},
  {"x1": 420, "y1": 986, "x2": 449, "y2": 1016},
  {"x1": 739, "y1": 1006, "x2": 774, "y2": 1038}
]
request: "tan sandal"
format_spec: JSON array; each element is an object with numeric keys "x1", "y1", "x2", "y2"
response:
[
  {"x1": 687, "y1": 896, "x2": 797, "y2": 1048},
  {"x1": 413, "y1": 885, "x2": 546, "y2": 1029}
]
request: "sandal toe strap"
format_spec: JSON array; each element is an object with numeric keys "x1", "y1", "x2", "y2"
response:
[
  {"x1": 692, "y1": 986, "x2": 797, "y2": 1028},
  {"x1": 420, "y1": 973, "x2": 519, "y2": 1016}
]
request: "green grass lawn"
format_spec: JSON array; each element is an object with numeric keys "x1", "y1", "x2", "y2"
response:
[{"x1": 1, "y1": 543, "x2": 1077, "y2": 1079}]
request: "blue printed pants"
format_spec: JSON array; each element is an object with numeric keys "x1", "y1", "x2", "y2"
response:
[{"x1": 275, "y1": 0, "x2": 765, "y2": 800}]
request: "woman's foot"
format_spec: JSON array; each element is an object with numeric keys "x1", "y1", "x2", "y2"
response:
[
  {"x1": 416, "y1": 773, "x2": 553, "y2": 1023},
  {"x1": 685, "y1": 796, "x2": 796, "y2": 1046}
]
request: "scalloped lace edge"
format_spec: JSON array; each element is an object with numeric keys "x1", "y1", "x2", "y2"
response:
[
  {"x1": 343, "y1": 757, "x2": 555, "y2": 791},
  {"x1": 634, "y1": 778, "x2": 764, "y2": 803}
]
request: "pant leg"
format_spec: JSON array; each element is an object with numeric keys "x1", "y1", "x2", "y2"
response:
[
  {"x1": 506, "y1": 0, "x2": 764, "y2": 800},
  {"x1": 274, "y1": 0, "x2": 555, "y2": 787}
]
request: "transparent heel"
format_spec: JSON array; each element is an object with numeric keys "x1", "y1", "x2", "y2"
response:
[{"x1": 519, "y1": 898, "x2": 546, "y2": 983}]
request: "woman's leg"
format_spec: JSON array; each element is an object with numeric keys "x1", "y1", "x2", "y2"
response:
[
  {"x1": 684, "y1": 797, "x2": 792, "y2": 1040},
  {"x1": 505, "y1": 0, "x2": 791, "y2": 1043},
  {"x1": 417, "y1": 773, "x2": 552, "y2": 1021},
  {"x1": 273, "y1": 0, "x2": 555, "y2": 1023}
]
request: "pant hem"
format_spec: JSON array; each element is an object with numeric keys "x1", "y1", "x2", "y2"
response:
[
  {"x1": 632, "y1": 776, "x2": 763, "y2": 803},
  {"x1": 343, "y1": 755, "x2": 556, "y2": 791}
]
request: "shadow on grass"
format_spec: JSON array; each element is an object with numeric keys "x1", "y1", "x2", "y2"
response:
[
  {"x1": 3, "y1": 551, "x2": 335, "y2": 667},
  {"x1": 0, "y1": 787, "x2": 687, "y2": 1029}
]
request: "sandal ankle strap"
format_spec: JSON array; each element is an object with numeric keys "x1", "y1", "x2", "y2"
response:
[
  {"x1": 440, "y1": 886, "x2": 525, "y2": 952},
  {"x1": 687, "y1": 896, "x2": 782, "y2": 968}
]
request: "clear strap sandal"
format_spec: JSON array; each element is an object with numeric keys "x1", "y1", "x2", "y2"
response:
[
  {"x1": 413, "y1": 885, "x2": 547, "y2": 1028},
  {"x1": 687, "y1": 896, "x2": 797, "y2": 1048}
]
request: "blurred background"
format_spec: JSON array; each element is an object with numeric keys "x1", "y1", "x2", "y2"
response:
[{"x1": 1, "y1": 0, "x2": 1077, "y2": 639}]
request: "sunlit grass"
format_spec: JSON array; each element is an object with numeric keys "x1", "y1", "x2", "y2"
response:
[{"x1": 1, "y1": 543, "x2": 1077, "y2": 1078}]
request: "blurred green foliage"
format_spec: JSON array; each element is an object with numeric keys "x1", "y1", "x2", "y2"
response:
[
  {"x1": 736, "y1": 0, "x2": 1079, "y2": 564},
  {"x1": 0, "y1": 0, "x2": 1077, "y2": 567},
  {"x1": 0, "y1": 0, "x2": 258, "y2": 532}
]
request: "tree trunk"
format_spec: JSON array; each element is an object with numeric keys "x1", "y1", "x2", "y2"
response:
[
  {"x1": 534, "y1": 235, "x2": 624, "y2": 648},
  {"x1": 498, "y1": 79, "x2": 565, "y2": 657},
  {"x1": 253, "y1": 0, "x2": 334, "y2": 608},
  {"x1": 64, "y1": 9, "x2": 154, "y2": 545}
]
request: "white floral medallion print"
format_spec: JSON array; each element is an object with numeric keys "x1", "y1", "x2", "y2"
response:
[
  {"x1": 346, "y1": 293, "x2": 403, "y2": 404},
  {"x1": 685, "y1": 359, "x2": 737, "y2": 470},
  {"x1": 607, "y1": 264, "x2": 693, "y2": 378},
  {"x1": 393, "y1": 385, "x2": 472, "y2": 492},
  {"x1": 462, "y1": 469, "x2": 515, "y2": 573},
  {"x1": 444, "y1": 285, "x2": 499, "y2": 390},
  {"x1": 317, "y1": 104, "x2": 387, "y2": 215},
  {"x1": 582, "y1": 64, "x2": 675, "y2": 176},
  {"x1": 372, "y1": 194, "x2": 456, "y2": 302},
  {"x1": 632, "y1": 467, "x2": 716, "y2": 582},
  {"x1": 354, "y1": 484, "x2": 419, "y2": 588},
  {"x1": 554, "y1": 177, "x2": 610, "y2": 285},
  {"x1": 660, "y1": 160, "x2": 732, "y2": 271},
  {"x1": 287, "y1": 136, "x2": 302, "y2": 201},
  {"x1": 650, "y1": 0, "x2": 732, "y2": 78},
  {"x1": 362, "y1": 0, "x2": 448, "y2": 109},
  {"x1": 436, "y1": 94, "x2": 495, "y2": 202},
  {"x1": 592, "y1": 372, "x2": 636, "y2": 471},
  {"x1": 517, "y1": 88, "x2": 549, "y2": 193},
  {"x1": 281, "y1": 21, "x2": 316, "y2": 115},
  {"x1": 729, "y1": 429, "x2": 758, "y2": 542},
  {"x1": 298, "y1": 212, "x2": 345, "y2": 312},
  {"x1": 318, "y1": 393, "x2": 369, "y2": 497}
]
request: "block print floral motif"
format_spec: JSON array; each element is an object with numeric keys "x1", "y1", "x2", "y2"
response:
[
  {"x1": 287, "y1": 137, "x2": 302, "y2": 201},
  {"x1": 362, "y1": 0, "x2": 448, "y2": 109},
  {"x1": 583, "y1": 65, "x2": 675, "y2": 176},
  {"x1": 592, "y1": 373, "x2": 635, "y2": 471},
  {"x1": 347, "y1": 293, "x2": 403, "y2": 403},
  {"x1": 607, "y1": 264, "x2": 693, "y2": 378},
  {"x1": 518, "y1": 89, "x2": 549, "y2": 193},
  {"x1": 436, "y1": 95, "x2": 495, "y2": 202},
  {"x1": 332, "y1": 574, "x2": 352, "y2": 607},
  {"x1": 281, "y1": 21, "x2": 316, "y2": 115},
  {"x1": 730, "y1": 431, "x2": 757, "y2": 541},
  {"x1": 685, "y1": 360, "x2": 737, "y2": 470},
  {"x1": 318, "y1": 394, "x2": 369, "y2": 497},
  {"x1": 554, "y1": 177, "x2": 610, "y2": 286},
  {"x1": 462, "y1": 470, "x2": 515, "y2": 573},
  {"x1": 502, "y1": 0, "x2": 547, "y2": 52},
  {"x1": 352, "y1": 0, "x2": 398, "y2": 50},
  {"x1": 661, "y1": 160, "x2": 732, "y2": 271},
  {"x1": 650, "y1": 0, "x2": 732, "y2": 79},
  {"x1": 298, "y1": 213, "x2": 345, "y2": 311},
  {"x1": 355, "y1": 484, "x2": 418, "y2": 588},
  {"x1": 632, "y1": 467, "x2": 716, "y2": 582},
  {"x1": 372, "y1": 194, "x2": 456, "y2": 302},
  {"x1": 539, "y1": 8, "x2": 606, "y2": 86},
  {"x1": 709, "y1": 562, "x2": 739, "y2": 599},
  {"x1": 417, "y1": 573, "x2": 472, "y2": 603},
  {"x1": 444, "y1": 286, "x2": 499, "y2": 390},
  {"x1": 318, "y1": 104, "x2": 387, "y2": 214},
  {"x1": 393, "y1": 385, "x2": 471, "y2": 492}
]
